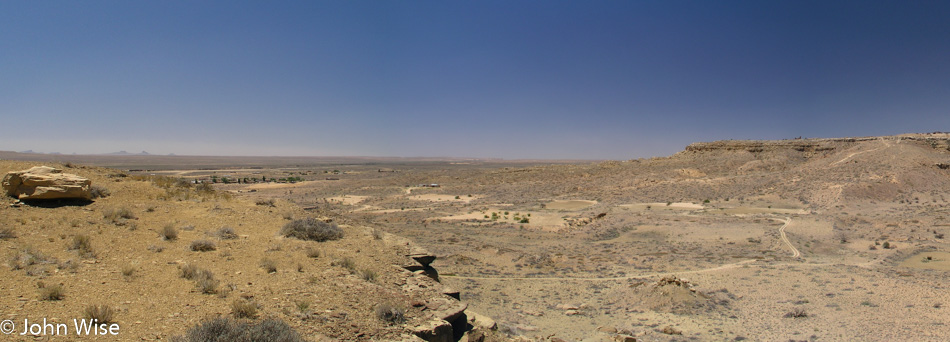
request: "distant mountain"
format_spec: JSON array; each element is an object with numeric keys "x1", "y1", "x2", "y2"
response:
[
  {"x1": 18, "y1": 150, "x2": 35, "y2": 154},
  {"x1": 104, "y1": 151, "x2": 150, "y2": 156}
]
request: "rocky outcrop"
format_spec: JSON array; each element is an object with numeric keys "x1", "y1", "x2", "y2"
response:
[
  {"x1": 2, "y1": 166, "x2": 91, "y2": 200},
  {"x1": 683, "y1": 139, "x2": 849, "y2": 155}
]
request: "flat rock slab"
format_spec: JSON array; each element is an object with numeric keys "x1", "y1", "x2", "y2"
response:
[{"x1": 2, "y1": 166, "x2": 91, "y2": 200}]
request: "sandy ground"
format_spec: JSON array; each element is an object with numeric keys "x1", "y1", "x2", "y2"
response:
[{"x1": 545, "y1": 200, "x2": 596, "y2": 211}]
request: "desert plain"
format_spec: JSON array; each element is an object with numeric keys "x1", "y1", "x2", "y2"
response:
[{"x1": 3, "y1": 133, "x2": 950, "y2": 341}]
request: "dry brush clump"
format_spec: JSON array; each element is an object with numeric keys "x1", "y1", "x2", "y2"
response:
[
  {"x1": 333, "y1": 257, "x2": 356, "y2": 273},
  {"x1": 38, "y1": 282, "x2": 65, "y2": 301},
  {"x1": 103, "y1": 207, "x2": 136, "y2": 226},
  {"x1": 214, "y1": 226, "x2": 238, "y2": 240},
  {"x1": 9, "y1": 246, "x2": 54, "y2": 272},
  {"x1": 171, "y1": 317, "x2": 304, "y2": 342},
  {"x1": 68, "y1": 235, "x2": 95, "y2": 258},
  {"x1": 280, "y1": 218, "x2": 343, "y2": 242},
  {"x1": 89, "y1": 185, "x2": 111, "y2": 199},
  {"x1": 231, "y1": 299, "x2": 260, "y2": 319},
  {"x1": 190, "y1": 240, "x2": 217, "y2": 252},
  {"x1": 180, "y1": 264, "x2": 219, "y2": 294},
  {"x1": 260, "y1": 258, "x2": 277, "y2": 273},
  {"x1": 161, "y1": 224, "x2": 179, "y2": 241},
  {"x1": 83, "y1": 304, "x2": 115, "y2": 324},
  {"x1": 375, "y1": 303, "x2": 406, "y2": 325},
  {"x1": 0, "y1": 227, "x2": 16, "y2": 240}
]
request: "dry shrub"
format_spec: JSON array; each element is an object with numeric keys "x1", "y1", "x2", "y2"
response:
[
  {"x1": 121, "y1": 264, "x2": 136, "y2": 278},
  {"x1": 305, "y1": 248, "x2": 321, "y2": 258},
  {"x1": 376, "y1": 303, "x2": 406, "y2": 325},
  {"x1": 69, "y1": 235, "x2": 95, "y2": 258},
  {"x1": 9, "y1": 246, "x2": 53, "y2": 271},
  {"x1": 180, "y1": 264, "x2": 218, "y2": 294},
  {"x1": 784, "y1": 308, "x2": 809, "y2": 318},
  {"x1": 360, "y1": 269, "x2": 378, "y2": 283},
  {"x1": 255, "y1": 198, "x2": 276, "y2": 207},
  {"x1": 280, "y1": 218, "x2": 343, "y2": 242},
  {"x1": 260, "y1": 258, "x2": 277, "y2": 273},
  {"x1": 103, "y1": 207, "x2": 135, "y2": 225},
  {"x1": 190, "y1": 240, "x2": 217, "y2": 252},
  {"x1": 231, "y1": 299, "x2": 259, "y2": 319},
  {"x1": 333, "y1": 257, "x2": 356, "y2": 273},
  {"x1": 38, "y1": 283, "x2": 65, "y2": 301},
  {"x1": 172, "y1": 317, "x2": 305, "y2": 342},
  {"x1": 0, "y1": 227, "x2": 17, "y2": 240},
  {"x1": 215, "y1": 227, "x2": 238, "y2": 240},
  {"x1": 161, "y1": 224, "x2": 179, "y2": 241},
  {"x1": 83, "y1": 305, "x2": 115, "y2": 324},
  {"x1": 89, "y1": 185, "x2": 111, "y2": 199}
]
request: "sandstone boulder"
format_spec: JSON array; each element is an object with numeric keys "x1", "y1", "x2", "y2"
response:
[
  {"x1": 2, "y1": 166, "x2": 91, "y2": 200},
  {"x1": 412, "y1": 319, "x2": 453, "y2": 342}
]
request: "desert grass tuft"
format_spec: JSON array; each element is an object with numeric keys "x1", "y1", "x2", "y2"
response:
[
  {"x1": 161, "y1": 224, "x2": 178, "y2": 241},
  {"x1": 333, "y1": 257, "x2": 356, "y2": 273},
  {"x1": 83, "y1": 304, "x2": 115, "y2": 324},
  {"x1": 0, "y1": 227, "x2": 16, "y2": 240},
  {"x1": 69, "y1": 235, "x2": 95, "y2": 258},
  {"x1": 231, "y1": 299, "x2": 259, "y2": 319},
  {"x1": 360, "y1": 269, "x2": 378, "y2": 283},
  {"x1": 305, "y1": 247, "x2": 321, "y2": 258},
  {"x1": 38, "y1": 283, "x2": 65, "y2": 301},
  {"x1": 260, "y1": 258, "x2": 278, "y2": 273}
]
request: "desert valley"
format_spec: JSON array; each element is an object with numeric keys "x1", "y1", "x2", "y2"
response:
[{"x1": 3, "y1": 133, "x2": 950, "y2": 341}]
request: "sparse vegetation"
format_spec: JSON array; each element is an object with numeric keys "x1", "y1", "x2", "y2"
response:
[
  {"x1": 180, "y1": 264, "x2": 218, "y2": 294},
  {"x1": 104, "y1": 207, "x2": 135, "y2": 225},
  {"x1": 280, "y1": 217, "x2": 343, "y2": 242},
  {"x1": 161, "y1": 224, "x2": 179, "y2": 241},
  {"x1": 375, "y1": 303, "x2": 406, "y2": 325},
  {"x1": 255, "y1": 198, "x2": 276, "y2": 207},
  {"x1": 260, "y1": 258, "x2": 278, "y2": 273},
  {"x1": 172, "y1": 317, "x2": 304, "y2": 342},
  {"x1": 83, "y1": 304, "x2": 115, "y2": 324},
  {"x1": 121, "y1": 264, "x2": 136, "y2": 278},
  {"x1": 69, "y1": 234, "x2": 95, "y2": 258},
  {"x1": 360, "y1": 269, "x2": 378, "y2": 282},
  {"x1": 305, "y1": 247, "x2": 321, "y2": 258},
  {"x1": 334, "y1": 257, "x2": 356, "y2": 273},
  {"x1": 89, "y1": 185, "x2": 111, "y2": 199},
  {"x1": 190, "y1": 239, "x2": 217, "y2": 252},
  {"x1": 10, "y1": 246, "x2": 53, "y2": 271},
  {"x1": 215, "y1": 227, "x2": 238, "y2": 239},
  {"x1": 231, "y1": 299, "x2": 259, "y2": 319},
  {"x1": 38, "y1": 283, "x2": 65, "y2": 301},
  {"x1": 0, "y1": 227, "x2": 16, "y2": 240},
  {"x1": 784, "y1": 308, "x2": 809, "y2": 318}
]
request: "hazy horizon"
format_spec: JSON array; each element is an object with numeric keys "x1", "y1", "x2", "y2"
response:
[{"x1": 3, "y1": 1, "x2": 949, "y2": 159}]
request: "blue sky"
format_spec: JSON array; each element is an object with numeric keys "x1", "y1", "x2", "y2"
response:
[{"x1": 2, "y1": 1, "x2": 948, "y2": 159}]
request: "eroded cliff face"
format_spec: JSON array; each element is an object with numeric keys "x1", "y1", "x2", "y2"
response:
[
  {"x1": 683, "y1": 138, "x2": 855, "y2": 155},
  {"x1": 682, "y1": 133, "x2": 950, "y2": 157}
]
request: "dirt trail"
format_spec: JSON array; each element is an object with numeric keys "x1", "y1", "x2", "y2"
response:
[
  {"x1": 774, "y1": 216, "x2": 800, "y2": 258},
  {"x1": 830, "y1": 138, "x2": 890, "y2": 166}
]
